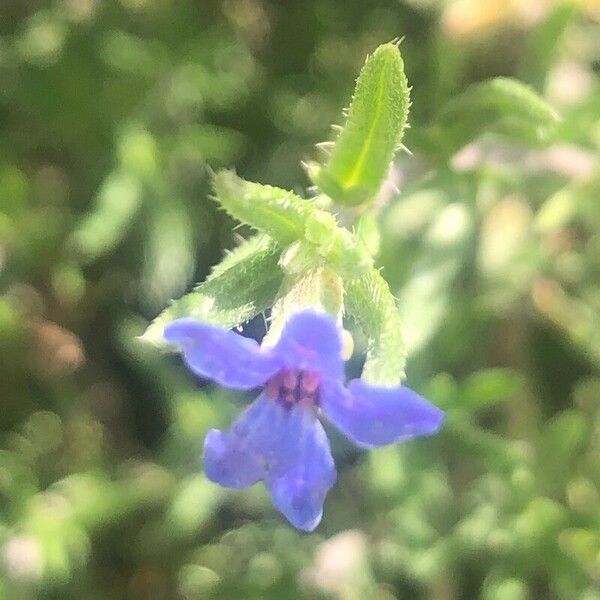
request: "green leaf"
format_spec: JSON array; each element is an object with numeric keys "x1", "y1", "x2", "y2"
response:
[
  {"x1": 443, "y1": 410, "x2": 529, "y2": 471},
  {"x1": 69, "y1": 170, "x2": 143, "y2": 262},
  {"x1": 141, "y1": 236, "x2": 282, "y2": 346},
  {"x1": 518, "y1": 2, "x2": 578, "y2": 90},
  {"x1": 213, "y1": 170, "x2": 373, "y2": 278},
  {"x1": 539, "y1": 410, "x2": 589, "y2": 486},
  {"x1": 345, "y1": 268, "x2": 406, "y2": 385},
  {"x1": 354, "y1": 212, "x2": 381, "y2": 258},
  {"x1": 395, "y1": 202, "x2": 474, "y2": 353},
  {"x1": 212, "y1": 170, "x2": 310, "y2": 245},
  {"x1": 304, "y1": 210, "x2": 373, "y2": 278},
  {"x1": 461, "y1": 368, "x2": 523, "y2": 409},
  {"x1": 308, "y1": 42, "x2": 410, "y2": 207},
  {"x1": 429, "y1": 77, "x2": 560, "y2": 156},
  {"x1": 141, "y1": 194, "x2": 195, "y2": 310}
]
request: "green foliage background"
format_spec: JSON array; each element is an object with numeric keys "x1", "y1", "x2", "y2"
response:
[{"x1": 1, "y1": 1, "x2": 599, "y2": 598}]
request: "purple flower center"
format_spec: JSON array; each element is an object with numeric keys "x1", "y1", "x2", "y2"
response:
[{"x1": 265, "y1": 368, "x2": 321, "y2": 407}]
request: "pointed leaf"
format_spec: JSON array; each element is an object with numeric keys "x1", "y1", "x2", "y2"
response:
[
  {"x1": 142, "y1": 236, "x2": 282, "y2": 346},
  {"x1": 309, "y1": 42, "x2": 410, "y2": 207},
  {"x1": 213, "y1": 170, "x2": 310, "y2": 245},
  {"x1": 345, "y1": 268, "x2": 405, "y2": 385},
  {"x1": 213, "y1": 170, "x2": 373, "y2": 278}
]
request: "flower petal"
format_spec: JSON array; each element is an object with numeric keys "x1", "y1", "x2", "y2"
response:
[
  {"x1": 164, "y1": 318, "x2": 280, "y2": 389},
  {"x1": 203, "y1": 394, "x2": 313, "y2": 489},
  {"x1": 321, "y1": 379, "x2": 445, "y2": 449},
  {"x1": 203, "y1": 429, "x2": 264, "y2": 489},
  {"x1": 274, "y1": 310, "x2": 344, "y2": 381},
  {"x1": 266, "y1": 408, "x2": 336, "y2": 532}
]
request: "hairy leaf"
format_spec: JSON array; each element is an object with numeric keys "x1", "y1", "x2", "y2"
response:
[
  {"x1": 304, "y1": 211, "x2": 373, "y2": 278},
  {"x1": 213, "y1": 170, "x2": 373, "y2": 278},
  {"x1": 141, "y1": 236, "x2": 282, "y2": 346},
  {"x1": 345, "y1": 268, "x2": 406, "y2": 385},
  {"x1": 308, "y1": 42, "x2": 410, "y2": 207},
  {"x1": 213, "y1": 170, "x2": 310, "y2": 244}
]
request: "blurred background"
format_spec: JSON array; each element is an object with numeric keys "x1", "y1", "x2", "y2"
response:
[{"x1": 1, "y1": 0, "x2": 599, "y2": 598}]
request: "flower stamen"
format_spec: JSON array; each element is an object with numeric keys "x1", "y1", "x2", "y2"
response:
[
  {"x1": 282, "y1": 369, "x2": 299, "y2": 390},
  {"x1": 301, "y1": 371, "x2": 320, "y2": 394},
  {"x1": 266, "y1": 369, "x2": 321, "y2": 407}
]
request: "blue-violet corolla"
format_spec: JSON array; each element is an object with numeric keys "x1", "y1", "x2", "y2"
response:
[{"x1": 164, "y1": 310, "x2": 444, "y2": 531}]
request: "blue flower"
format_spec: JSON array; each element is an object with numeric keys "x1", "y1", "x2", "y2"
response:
[{"x1": 164, "y1": 310, "x2": 444, "y2": 531}]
